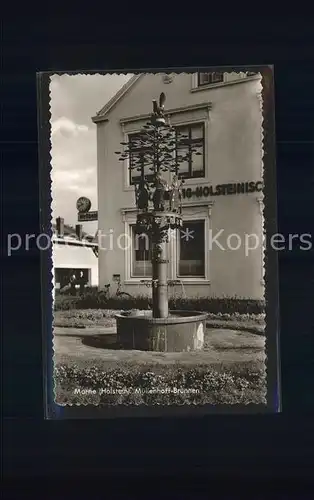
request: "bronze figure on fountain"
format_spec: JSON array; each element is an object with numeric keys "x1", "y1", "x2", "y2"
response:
[
  {"x1": 135, "y1": 176, "x2": 150, "y2": 211},
  {"x1": 153, "y1": 171, "x2": 169, "y2": 212},
  {"x1": 151, "y1": 92, "x2": 166, "y2": 126},
  {"x1": 169, "y1": 173, "x2": 184, "y2": 214}
]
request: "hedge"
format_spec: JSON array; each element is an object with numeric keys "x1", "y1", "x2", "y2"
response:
[{"x1": 54, "y1": 288, "x2": 265, "y2": 315}]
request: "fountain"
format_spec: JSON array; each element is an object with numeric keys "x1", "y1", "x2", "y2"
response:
[{"x1": 115, "y1": 93, "x2": 208, "y2": 352}]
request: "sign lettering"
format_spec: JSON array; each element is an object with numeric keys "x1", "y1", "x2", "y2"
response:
[
  {"x1": 78, "y1": 210, "x2": 98, "y2": 222},
  {"x1": 181, "y1": 181, "x2": 263, "y2": 199}
]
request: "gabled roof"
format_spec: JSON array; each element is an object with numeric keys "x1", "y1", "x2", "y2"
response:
[
  {"x1": 52, "y1": 222, "x2": 79, "y2": 237},
  {"x1": 91, "y1": 74, "x2": 143, "y2": 123}
]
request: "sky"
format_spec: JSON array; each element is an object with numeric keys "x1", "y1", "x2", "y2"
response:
[{"x1": 50, "y1": 73, "x2": 133, "y2": 234}]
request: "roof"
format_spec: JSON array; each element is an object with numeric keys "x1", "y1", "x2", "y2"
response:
[
  {"x1": 91, "y1": 74, "x2": 143, "y2": 123},
  {"x1": 92, "y1": 71, "x2": 261, "y2": 125},
  {"x1": 52, "y1": 222, "x2": 98, "y2": 243}
]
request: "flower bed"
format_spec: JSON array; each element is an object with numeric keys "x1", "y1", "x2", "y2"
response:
[
  {"x1": 206, "y1": 313, "x2": 265, "y2": 335},
  {"x1": 207, "y1": 312, "x2": 265, "y2": 324},
  {"x1": 53, "y1": 309, "x2": 118, "y2": 328},
  {"x1": 54, "y1": 360, "x2": 266, "y2": 406}
]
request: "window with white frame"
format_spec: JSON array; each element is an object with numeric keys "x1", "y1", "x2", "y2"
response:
[
  {"x1": 130, "y1": 225, "x2": 152, "y2": 277},
  {"x1": 176, "y1": 123, "x2": 205, "y2": 179},
  {"x1": 177, "y1": 220, "x2": 205, "y2": 277},
  {"x1": 198, "y1": 72, "x2": 224, "y2": 86}
]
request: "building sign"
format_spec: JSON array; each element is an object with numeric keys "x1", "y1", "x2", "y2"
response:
[
  {"x1": 78, "y1": 210, "x2": 98, "y2": 222},
  {"x1": 181, "y1": 181, "x2": 263, "y2": 199}
]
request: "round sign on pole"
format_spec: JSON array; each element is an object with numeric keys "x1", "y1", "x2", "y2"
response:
[{"x1": 76, "y1": 197, "x2": 91, "y2": 214}]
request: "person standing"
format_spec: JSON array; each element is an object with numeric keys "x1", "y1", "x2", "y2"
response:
[
  {"x1": 78, "y1": 271, "x2": 86, "y2": 295},
  {"x1": 70, "y1": 273, "x2": 77, "y2": 296}
]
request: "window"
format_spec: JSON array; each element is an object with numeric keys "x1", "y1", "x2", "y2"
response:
[
  {"x1": 176, "y1": 123, "x2": 205, "y2": 179},
  {"x1": 178, "y1": 220, "x2": 205, "y2": 277},
  {"x1": 198, "y1": 72, "x2": 224, "y2": 86},
  {"x1": 131, "y1": 225, "x2": 152, "y2": 277},
  {"x1": 128, "y1": 132, "x2": 154, "y2": 185},
  {"x1": 54, "y1": 268, "x2": 90, "y2": 289}
]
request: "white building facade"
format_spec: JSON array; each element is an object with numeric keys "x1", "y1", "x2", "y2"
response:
[{"x1": 93, "y1": 72, "x2": 264, "y2": 300}]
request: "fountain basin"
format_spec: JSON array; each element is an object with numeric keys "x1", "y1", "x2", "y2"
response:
[{"x1": 115, "y1": 310, "x2": 208, "y2": 352}]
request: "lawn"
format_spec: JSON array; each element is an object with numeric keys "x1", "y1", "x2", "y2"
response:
[{"x1": 53, "y1": 309, "x2": 266, "y2": 407}]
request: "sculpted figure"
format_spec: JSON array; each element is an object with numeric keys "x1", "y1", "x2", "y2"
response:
[
  {"x1": 135, "y1": 177, "x2": 150, "y2": 210},
  {"x1": 153, "y1": 172, "x2": 168, "y2": 212},
  {"x1": 170, "y1": 174, "x2": 184, "y2": 213},
  {"x1": 151, "y1": 92, "x2": 166, "y2": 126}
]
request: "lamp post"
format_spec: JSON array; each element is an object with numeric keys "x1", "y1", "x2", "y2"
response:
[{"x1": 116, "y1": 93, "x2": 200, "y2": 319}]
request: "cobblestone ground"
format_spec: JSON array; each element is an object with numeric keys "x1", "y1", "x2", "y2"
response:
[{"x1": 53, "y1": 326, "x2": 265, "y2": 367}]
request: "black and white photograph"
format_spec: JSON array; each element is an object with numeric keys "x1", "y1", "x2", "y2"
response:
[{"x1": 38, "y1": 68, "x2": 280, "y2": 413}]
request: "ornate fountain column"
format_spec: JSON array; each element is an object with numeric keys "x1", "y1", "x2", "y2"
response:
[
  {"x1": 115, "y1": 93, "x2": 207, "y2": 352},
  {"x1": 152, "y1": 239, "x2": 168, "y2": 318}
]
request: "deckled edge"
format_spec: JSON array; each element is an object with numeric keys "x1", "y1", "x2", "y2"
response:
[
  {"x1": 48, "y1": 78, "x2": 58, "y2": 407},
  {"x1": 258, "y1": 75, "x2": 267, "y2": 406},
  {"x1": 50, "y1": 69, "x2": 268, "y2": 409},
  {"x1": 259, "y1": 67, "x2": 280, "y2": 412}
]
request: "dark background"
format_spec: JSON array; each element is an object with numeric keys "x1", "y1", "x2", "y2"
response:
[{"x1": 2, "y1": 16, "x2": 314, "y2": 487}]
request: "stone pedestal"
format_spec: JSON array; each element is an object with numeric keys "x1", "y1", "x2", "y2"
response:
[{"x1": 115, "y1": 311, "x2": 208, "y2": 352}]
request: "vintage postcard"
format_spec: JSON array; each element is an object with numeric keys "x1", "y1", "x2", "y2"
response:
[{"x1": 37, "y1": 67, "x2": 280, "y2": 417}]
